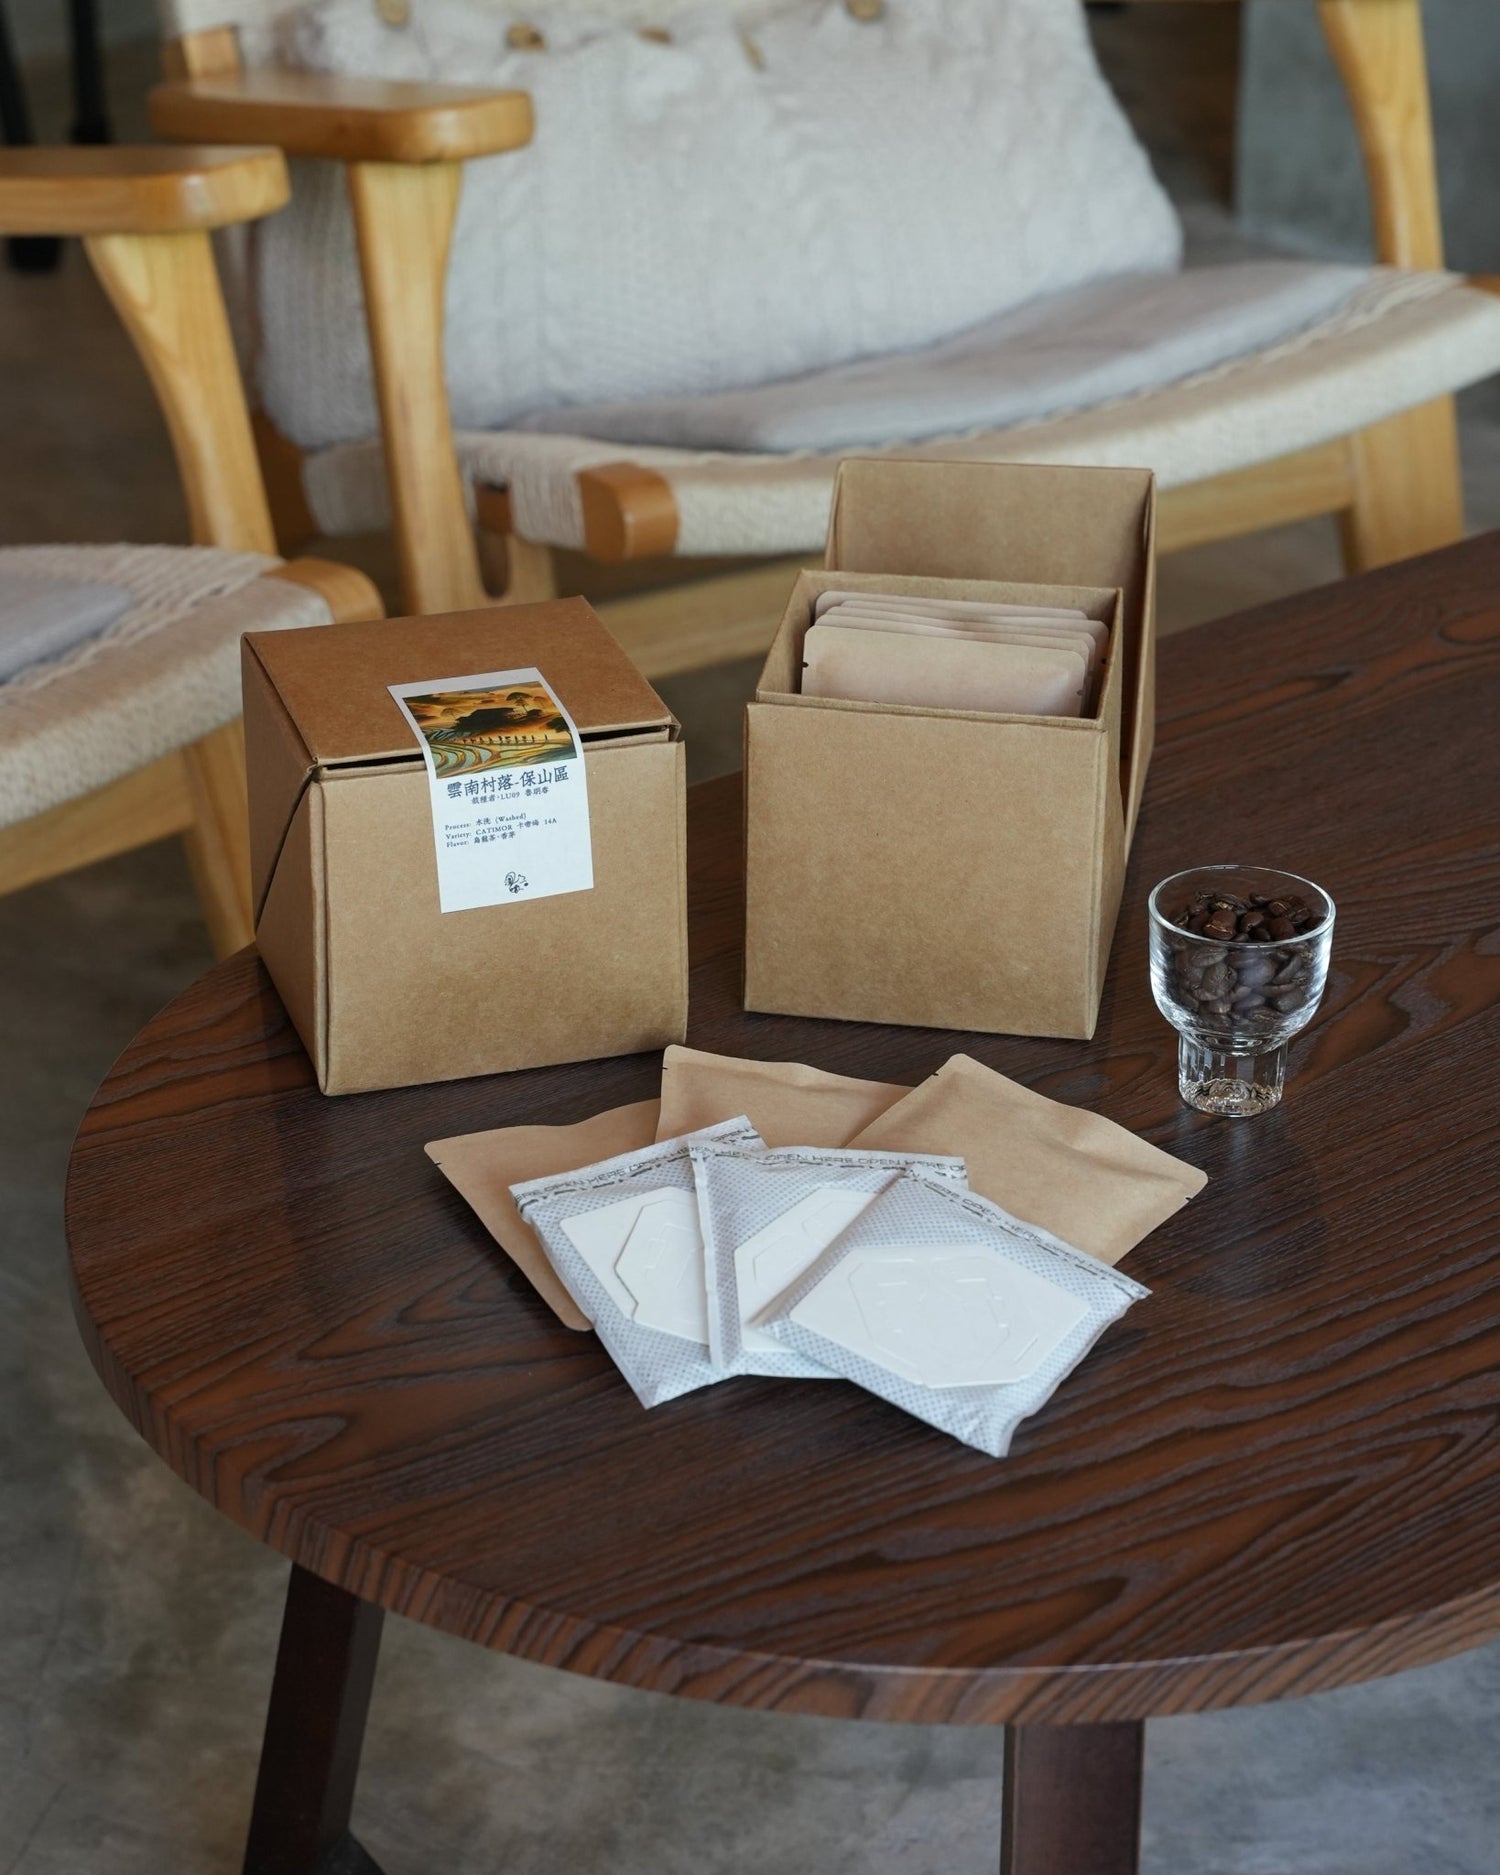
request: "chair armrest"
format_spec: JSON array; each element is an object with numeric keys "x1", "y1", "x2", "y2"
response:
[
  {"x1": 149, "y1": 71, "x2": 534, "y2": 164},
  {"x1": 0, "y1": 146, "x2": 288, "y2": 236}
]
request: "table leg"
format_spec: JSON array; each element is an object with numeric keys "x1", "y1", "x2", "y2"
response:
[
  {"x1": 0, "y1": 0, "x2": 56, "y2": 273},
  {"x1": 999, "y1": 1720, "x2": 1144, "y2": 1875},
  {"x1": 243, "y1": 1564, "x2": 387, "y2": 1875},
  {"x1": 66, "y1": 0, "x2": 110, "y2": 147}
]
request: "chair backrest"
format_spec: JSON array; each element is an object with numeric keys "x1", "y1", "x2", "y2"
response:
[
  {"x1": 158, "y1": 0, "x2": 871, "y2": 73},
  {"x1": 158, "y1": 0, "x2": 300, "y2": 70},
  {"x1": 156, "y1": 0, "x2": 1444, "y2": 273}
]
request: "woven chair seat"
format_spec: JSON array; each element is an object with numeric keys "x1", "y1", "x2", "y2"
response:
[
  {"x1": 0, "y1": 543, "x2": 330, "y2": 828},
  {"x1": 295, "y1": 264, "x2": 1500, "y2": 558}
]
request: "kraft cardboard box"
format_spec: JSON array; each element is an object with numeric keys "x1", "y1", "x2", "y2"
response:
[
  {"x1": 744, "y1": 459, "x2": 1157, "y2": 1040},
  {"x1": 244, "y1": 598, "x2": 687, "y2": 1094}
]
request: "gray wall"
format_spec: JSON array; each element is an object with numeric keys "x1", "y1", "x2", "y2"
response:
[{"x1": 1237, "y1": 0, "x2": 1499, "y2": 273}]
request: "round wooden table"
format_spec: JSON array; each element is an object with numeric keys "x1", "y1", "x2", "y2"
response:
[{"x1": 67, "y1": 539, "x2": 1500, "y2": 1875}]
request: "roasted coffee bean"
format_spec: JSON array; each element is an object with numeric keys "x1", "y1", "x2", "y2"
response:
[
  {"x1": 1172, "y1": 887, "x2": 1324, "y2": 946},
  {"x1": 1163, "y1": 878, "x2": 1329, "y2": 1037}
]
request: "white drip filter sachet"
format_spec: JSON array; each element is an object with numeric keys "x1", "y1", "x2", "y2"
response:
[
  {"x1": 757, "y1": 1165, "x2": 1149, "y2": 1457},
  {"x1": 689, "y1": 1141, "x2": 967, "y2": 1380},
  {"x1": 511, "y1": 1117, "x2": 763, "y2": 1408}
]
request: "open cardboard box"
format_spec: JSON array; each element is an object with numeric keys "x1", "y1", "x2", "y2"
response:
[
  {"x1": 744, "y1": 459, "x2": 1157, "y2": 1040},
  {"x1": 244, "y1": 598, "x2": 688, "y2": 1094}
]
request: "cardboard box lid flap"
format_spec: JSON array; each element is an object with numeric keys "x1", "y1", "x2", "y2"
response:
[
  {"x1": 243, "y1": 597, "x2": 673, "y2": 768},
  {"x1": 826, "y1": 460, "x2": 1154, "y2": 598},
  {"x1": 826, "y1": 459, "x2": 1155, "y2": 828}
]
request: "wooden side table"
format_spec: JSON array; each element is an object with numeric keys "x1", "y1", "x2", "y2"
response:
[{"x1": 66, "y1": 538, "x2": 1500, "y2": 1875}]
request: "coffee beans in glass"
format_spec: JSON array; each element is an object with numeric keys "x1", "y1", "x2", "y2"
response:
[{"x1": 1148, "y1": 866, "x2": 1334, "y2": 1117}]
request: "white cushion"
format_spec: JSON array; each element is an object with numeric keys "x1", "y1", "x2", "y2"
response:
[
  {"x1": 261, "y1": 0, "x2": 1182, "y2": 450},
  {"x1": 0, "y1": 545, "x2": 330, "y2": 828},
  {"x1": 514, "y1": 259, "x2": 1372, "y2": 452}
]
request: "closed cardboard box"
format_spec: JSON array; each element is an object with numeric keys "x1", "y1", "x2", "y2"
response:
[
  {"x1": 244, "y1": 598, "x2": 687, "y2": 1094},
  {"x1": 744, "y1": 459, "x2": 1156, "y2": 1040}
]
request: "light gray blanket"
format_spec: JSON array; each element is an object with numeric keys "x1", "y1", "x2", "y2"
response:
[
  {"x1": 0, "y1": 572, "x2": 135, "y2": 683},
  {"x1": 515, "y1": 260, "x2": 1369, "y2": 454}
]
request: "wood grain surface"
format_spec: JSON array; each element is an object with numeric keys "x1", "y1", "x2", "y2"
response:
[
  {"x1": 0, "y1": 145, "x2": 290, "y2": 236},
  {"x1": 67, "y1": 536, "x2": 1500, "y2": 1728},
  {"x1": 148, "y1": 72, "x2": 534, "y2": 166}
]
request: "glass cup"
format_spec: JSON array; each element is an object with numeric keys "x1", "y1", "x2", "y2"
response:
[{"x1": 1148, "y1": 866, "x2": 1335, "y2": 1118}]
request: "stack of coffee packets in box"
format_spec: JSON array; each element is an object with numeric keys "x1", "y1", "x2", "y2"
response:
[{"x1": 429, "y1": 1050, "x2": 1205, "y2": 1458}]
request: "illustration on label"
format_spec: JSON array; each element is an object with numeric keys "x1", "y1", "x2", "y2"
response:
[{"x1": 395, "y1": 675, "x2": 576, "y2": 775}]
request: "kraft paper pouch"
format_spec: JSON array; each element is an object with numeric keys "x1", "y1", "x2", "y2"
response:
[
  {"x1": 821, "y1": 610, "x2": 1101, "y2": 668},
  {"x1": 814, "y1": 590, "x2": 1091, "y2": 626},
  {"x1": 819, "y1": 597, "x2": 1109, "y2": 657},
  {"x1": 802, "y1": 624, "x2": 1088, "y2": 718},
  {"x1": 848, "y1": 1055, "x2": 1206, "y2": 1267},
  {"x1": 820, "y1": 611, "x2": 1102, "y2": 706},
  {"x1": 427, "y1": 1097, "x2": 661, "y2": 1331},
  {"x1": 656, "y1": 1045, "x2": 910, "y2": 1148}
]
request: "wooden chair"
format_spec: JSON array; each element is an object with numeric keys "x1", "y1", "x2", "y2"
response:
[
  {"x1": 146, "y1": 0, "x2": 1500, "y2": 679},
  {"x1": 0, "y1": 145, "x2": 382, "y2": 956}
]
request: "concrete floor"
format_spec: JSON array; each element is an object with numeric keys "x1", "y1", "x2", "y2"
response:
[{"x1": 4, "y1": 14, "x2": 1500, "y2": 1873}]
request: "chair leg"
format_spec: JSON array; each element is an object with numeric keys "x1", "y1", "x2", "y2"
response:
[
  {"x1": 0, "y1": 754, "x2": 195, "y2": 901},
  {"x1": 501, "y1": 534, "x2": 558, "y2": 604},
  {"x1": 345, "y1": 159, "x2": 488, "y2": 616},
  {"x1": 180, "y1": 719, "x2": 254, "y2": 959},
  {"x1": 1339, "y1": 395, "x2": 1465, "y2": 573}
]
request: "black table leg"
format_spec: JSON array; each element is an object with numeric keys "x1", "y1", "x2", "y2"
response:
[
  {"x1": 0, "y1": 0, "x2": 56, "y2": 272},
  {"x1": 0, "y1": 0, "x2": 28, "y2": 144},
  {"x1": 66, "y1": 0, "x2": 108, "y2": 146},
  {"x1": 243, "y1": 1564, "x2": 388, "y2": 1875},
  {"x1": 1000, "y1": 1720, "x2": 1144, "y2": 1875},
  {"x1": 0, "y1": 0, "x2": 108, "y2": 272}
]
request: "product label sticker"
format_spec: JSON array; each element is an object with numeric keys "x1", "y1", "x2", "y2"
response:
[{"x1": 388, "y1": 667, "x2": 593, "y2": 913}]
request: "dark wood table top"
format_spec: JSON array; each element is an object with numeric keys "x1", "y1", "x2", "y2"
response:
[{"x1": 67, "y1": 537, "x2": 1500, "y2": 1728}]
